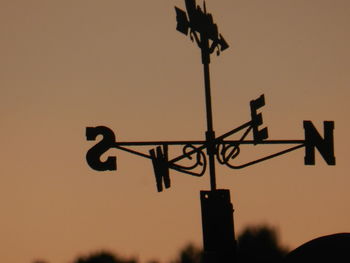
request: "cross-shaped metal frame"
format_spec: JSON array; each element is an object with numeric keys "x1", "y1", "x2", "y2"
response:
[{"x1": 85, "y1": 0, "x2": 335, "y2": 192}]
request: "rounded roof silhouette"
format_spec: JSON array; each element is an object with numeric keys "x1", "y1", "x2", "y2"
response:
[{"x1": 285, "y1": 233, "x2": 350, "y2": 262}]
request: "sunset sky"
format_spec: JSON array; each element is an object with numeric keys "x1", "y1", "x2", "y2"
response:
[{"x1": 1, "y1": 1, "x2": 350, "y2": 262}]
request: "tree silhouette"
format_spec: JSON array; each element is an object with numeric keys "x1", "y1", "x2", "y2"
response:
[
  {"x1": 236, "y1": 225, "x2": 288, "y2": 263},
  {"x1": 69, "y1": 225, "x2": 288, "y2": 263},
  {"x1": 73, "y1": 251, "x2": 137, "y2": 263},
  {"x1": 170, "y1": 225, "x2": 287, "y2": 263},
  {"x1": 171, "y1": 244, "x2": 203, "y2": 263}
]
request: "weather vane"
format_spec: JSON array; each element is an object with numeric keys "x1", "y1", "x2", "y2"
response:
[{"x1": 85, "y1": 0, "x2": 335, "y2": 262}]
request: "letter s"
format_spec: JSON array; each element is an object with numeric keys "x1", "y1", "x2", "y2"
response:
[{"x1": 86, "y1": 126, "x2": 117, "y2": 171}]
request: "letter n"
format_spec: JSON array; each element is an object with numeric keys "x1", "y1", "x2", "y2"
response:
[{"x1": 304, "y1": 121, "x2": 335, "y2": 165}]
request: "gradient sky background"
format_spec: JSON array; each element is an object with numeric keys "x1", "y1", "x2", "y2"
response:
[{"x1": 1, "y1": 0, "x2": 350, "y2": 262}]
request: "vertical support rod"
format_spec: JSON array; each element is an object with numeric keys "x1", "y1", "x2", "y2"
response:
[{"x1": 201, "y1": 36, "x2": 217, "y2": 191}]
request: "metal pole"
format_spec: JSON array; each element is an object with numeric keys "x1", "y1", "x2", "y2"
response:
[
  {"x1": 201, "y1": 36, "x2": 217, "y2": 191},
  {"x1": 200, "y1": 35, "x2": 236, "y2": 263}
]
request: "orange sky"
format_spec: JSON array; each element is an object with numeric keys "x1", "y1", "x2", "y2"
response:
[{"x1": 1, "y1": 1, "x2": 350, "y2": 262}]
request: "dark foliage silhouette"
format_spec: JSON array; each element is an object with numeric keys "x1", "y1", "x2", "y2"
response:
[
  {"x1": 236, "y1": 225, "x2": 288, "y2": 263},
  {"x1": 69, "y1": 225, "x2": 289, "y2": 263},
  {"x1": 73, "y1": 251, "x2": 137, "y2": 263},
  {"x1": 171, "y1": 225, "x2": 288, "y2": 263},
  {"x1": 171, "y1": 243, "x2": 203, "y2": 263}
]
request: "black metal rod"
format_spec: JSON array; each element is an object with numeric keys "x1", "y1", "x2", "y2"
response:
[
  {"x1": 112, "y1": 121, "x2": 252, "y2": 147},
  {"x1": 115, "y1": 145, "x2": 151, "y2": 159},
  {"x1": 115, "y1": 141, "x2": 206, "y2": 146},
  {"x1": 113, "y1": 139, "x2": 305, "y2": 146},
  {"x1": 216, "y1": 121, "x2": 252, "y2": 142},
  {"x1": 201, "y1": 35, "x2": 217, "y2": 191},
  {"x1": 222, "y1": 139, "x2": 305, "y2": 145},
  {"x1": 228, "y1": 144, "x2": 305, "y2": 169},
  {"x1": 203, "y1": 46, "x2": 214, "y2": 134}
]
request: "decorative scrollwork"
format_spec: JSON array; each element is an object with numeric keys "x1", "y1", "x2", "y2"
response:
[
  {"x1": 216, "y1": 143, "x2": 241, "y2": 168},
  {"x1": 216, "y1": 125, "x2": 252, "y2": 169},
  {"x1": 170, "y1": 144, "x2": 207, "y2": 177}
]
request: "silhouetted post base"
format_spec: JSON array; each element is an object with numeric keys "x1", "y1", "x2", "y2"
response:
[{"x1": 200, "y1": 189, "x2": 236, "y2": 263}]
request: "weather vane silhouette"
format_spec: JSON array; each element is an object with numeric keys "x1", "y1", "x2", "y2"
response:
[{"x1": 85, "y1": 0, "x2": 335, "y2": 262}]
